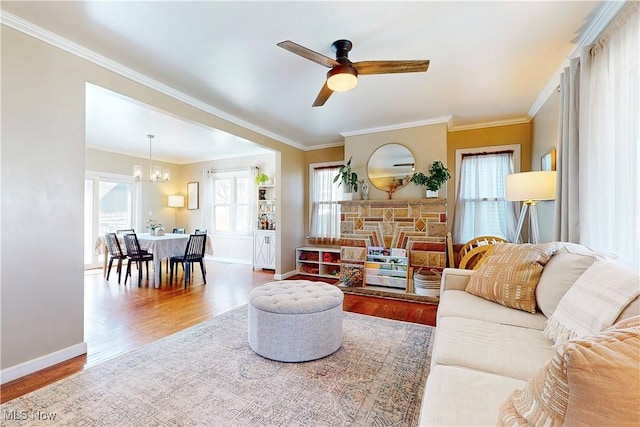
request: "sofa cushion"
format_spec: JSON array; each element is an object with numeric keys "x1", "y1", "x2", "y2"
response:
[
  {"x1": 543, "y1": 260, "x2": 640, "y2": 344},
  {"x1": 535, "y1": 246, "x2": 597, "y2": 317},
  {"x1": 438, "y1": 289, "x2": 548, "y2": 330},
  {"x1": 465, "y1": 242, "x2": 559, "y2": 314},
  {"x1": 432, "y1": 316, "x2": 554, "y2": 380},
  {"x1": 498, "y1": 316, "x2": 640, "y2": 427},
  {"x1": 420, "y1": 365, "x2": 526, "y2": 427}
]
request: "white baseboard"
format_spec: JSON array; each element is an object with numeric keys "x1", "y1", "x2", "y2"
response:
[
  {"x1": 0, "y1": 342, "x2": 87, "y2": 384},
  {"x1": 207, "y1": 256, "x2": 252, "y2": 265},
  {"x1": 274, "y1": 269, "x2": 297, "y2": 280}
]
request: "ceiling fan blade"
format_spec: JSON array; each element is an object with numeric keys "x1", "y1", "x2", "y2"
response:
[
  {"x1": 312, "y1": 82, "x2": 334, "y2": 107},
  {"x1": 277, "y1": 40, "x2": 340, "y2": 68},
  {"x1": 354, "y1": 60, "x2": 430, "y2": 75}
]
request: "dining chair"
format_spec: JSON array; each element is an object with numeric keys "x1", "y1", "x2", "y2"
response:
[
  {"x1": 172, "y1": 228, "x2": 186, "y2": 234},
  {"x1": 123, "y1": 233, "x2": 154, "y2": 286},
  {"x1": 194, "y1": 229, "x2": 207, "y2": 235},
  {"x1": 104, "y1": 233, "x2": 127, "y2": 284},
  {"x1": 169, "y1": 234, "x2": 207, "y2": 288},
  {"x1": 116, "y1": 228, "x2": 135, "y2": 235}
]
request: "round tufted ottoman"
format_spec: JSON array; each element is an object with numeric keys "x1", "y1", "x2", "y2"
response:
[{"x1": 248, "y1": 280, "x2": 344, "y2": 362}]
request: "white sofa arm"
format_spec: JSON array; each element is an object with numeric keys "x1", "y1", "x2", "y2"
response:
[{"x1": 440, "y1": 268, "x2": 474, "y2": 292}]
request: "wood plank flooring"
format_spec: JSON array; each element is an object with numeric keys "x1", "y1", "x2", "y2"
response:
[{"x1": 1, "y1": 261, "x2": 437, "y2": 403}]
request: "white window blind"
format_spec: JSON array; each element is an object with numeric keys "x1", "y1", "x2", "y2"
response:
[
  {"x1": 453, "y1": 151, "x2": 518, "y2": 243},
  {"x1": 309, "y1": 165, "x2": 341, "y2": 239}
]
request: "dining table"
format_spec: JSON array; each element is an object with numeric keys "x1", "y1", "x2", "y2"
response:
[{"x1": 96, "y1": 232, "x2": 213, "y2": 287}]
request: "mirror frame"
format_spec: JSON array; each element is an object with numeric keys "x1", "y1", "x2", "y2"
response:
[{"x1": 366, "y1": 143, "x2": 416, "y2": 191}]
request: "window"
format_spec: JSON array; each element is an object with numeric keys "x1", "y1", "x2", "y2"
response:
[
  {"x1": 210, "y1": 171, "x2": 251, "y2": 234},
  {"x1": 309, "y1": 163, "x2": 342, "y2": 241},
  {"x1": 452, "y1": 147, "x2": 520, "y2": 243}
]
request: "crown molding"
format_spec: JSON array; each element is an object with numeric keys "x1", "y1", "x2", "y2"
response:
[
  {"x1": 448, "y1": 117, "x2": 531, "y2": 132},
  {"x1": 340, "y1": 116, "x2": 452, "y2": 138},
  {"x1": 528, "y1": 1, "x2": 627, "y2": 118},
  {"x1": 0, "y1": 11, "x2": 307, "y2": 151}
]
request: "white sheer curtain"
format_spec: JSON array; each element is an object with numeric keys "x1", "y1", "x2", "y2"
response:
[
  {"x1": 201, "y1": 170, "x2": 215, "y2": 234},
  {"x1": 309, "y1": 166, "x2": 341, "y2": 242},
  {"x1": 580, "y1": 3, "x2": 639, "y2": 266},
  {"x1": 453, "y1": 152, "x2": 518, "y2": 243}
]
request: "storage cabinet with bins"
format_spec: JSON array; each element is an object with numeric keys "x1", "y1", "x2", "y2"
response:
[
  {"x1": 253, "y1": 183, "x2": 276, "y2": 270},
  {"x1": 296, "y1": 247, "x2": 341, "y2": 279},
  {"x1": 365, "y1": 247, "x2": 409, "y2": 289}
]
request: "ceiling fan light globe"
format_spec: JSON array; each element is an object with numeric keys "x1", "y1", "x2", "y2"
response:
[{"x1": 327, "y1": 66, "x2": 358, "y2": 92}]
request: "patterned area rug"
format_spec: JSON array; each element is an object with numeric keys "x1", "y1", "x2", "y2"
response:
[{"x1": 2, "y1": 306, "x2": 434, "y2": 426}]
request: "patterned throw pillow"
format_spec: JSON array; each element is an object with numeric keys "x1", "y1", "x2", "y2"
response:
[
  {"x1": 498, "y1": 315, "x2": 640, "y2": 426},
  {"x1": 465, "y1": 243, "x2": 559, "y2": 314}
]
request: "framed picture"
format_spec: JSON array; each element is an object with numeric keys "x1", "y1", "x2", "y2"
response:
[
  {"x1": 187, "y1": 182, "x2": 199, "y2": 210},
  {"x1": 541, "y1": 149, "x2": 557, "y2": 171}
]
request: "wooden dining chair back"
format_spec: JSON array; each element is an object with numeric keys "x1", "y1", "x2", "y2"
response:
[
  {"x1": 116, "y1": 228, "x2": 135, "y2": 235},
  {"x1": 170, "y1": 234, "x2": 207, "y2": 288},
  {"x1": 172, "y1": 228, "x2": 186, "y2": 234},
  {"x1": 458, "y1": 235, "x2": 508, "y2": 270},
  {"x1": 122, "y1": 233, "x2": 154, "y2": 286},
  {"x1": 104, "y1": 233, "x2": 126, "y2": 283}
]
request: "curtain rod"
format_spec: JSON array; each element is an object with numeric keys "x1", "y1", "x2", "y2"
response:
[{"x1": 461, "y1": 150, "x2": 514, "y2": 158}]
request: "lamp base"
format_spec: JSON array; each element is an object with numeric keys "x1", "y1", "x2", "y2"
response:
[{"x1": 513, "y1": 201, "x2": 539, "y2": 244}]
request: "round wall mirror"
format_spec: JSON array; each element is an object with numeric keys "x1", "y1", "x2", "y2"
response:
[{"x1": 367, "y1": 143, "x2": 416, "y2": 191}]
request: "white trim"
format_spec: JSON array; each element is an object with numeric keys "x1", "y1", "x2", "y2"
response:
[
  {"x1": 0, "y1": 11, "x2": 304, "y2": 151},
  {"x1": 528, "y1": 1, "x2": 626, "y2": 118},
  {"x1": 274, "y1": 270, "x2": 297, "y2": 280},
  {"x1": 448, "y1": 117, "x2": 531, "y2": 132},
  {"x1": 340, "y1": 116, "x2": 452, "y2": 137},
  {"x1": 208, "y1": 256, "x2": 252, "y2": 265},
  {"x1": 0, "y1": 342, "x2": 87, "y2": 384}
]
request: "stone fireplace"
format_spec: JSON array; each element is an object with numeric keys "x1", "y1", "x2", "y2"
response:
[{"x1": 338, "y1": 198, "x2": 448, "y2": 277}]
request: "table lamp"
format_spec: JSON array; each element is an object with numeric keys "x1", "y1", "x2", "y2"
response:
[
  {"x1": 168, "y1": 195, "x2": 185, "y2": 229},
  {"x1": 505, "y1": 171, "x2": 556, "y2": 244}
]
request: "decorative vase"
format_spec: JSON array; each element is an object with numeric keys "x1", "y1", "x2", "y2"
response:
[
  {"x1": 149, "y1": 228, "x2": 156, "y2": 236},
  {"x1": 426, "y1": 189, "x2": 438, "y2": 198}
]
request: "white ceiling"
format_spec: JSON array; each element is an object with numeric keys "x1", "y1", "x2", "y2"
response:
[{"x1": 2, "y1": 1, "x2": 604, "y2": 162}]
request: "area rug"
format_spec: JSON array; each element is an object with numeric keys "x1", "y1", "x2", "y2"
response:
[{"x1": 1, "y1": 306, "x2": 434, "y2": 426}]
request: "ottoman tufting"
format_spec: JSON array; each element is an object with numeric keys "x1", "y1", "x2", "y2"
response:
[{"x1": 248, "y1": 280, "x2": 344, "y2": 362}]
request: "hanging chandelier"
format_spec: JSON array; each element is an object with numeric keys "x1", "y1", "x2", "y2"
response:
[{"x1": 133, "y1": 134, "x2": 170, "y2": 183}]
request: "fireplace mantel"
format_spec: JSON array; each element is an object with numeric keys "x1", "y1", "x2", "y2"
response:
[{"x1": 338, "y1": 198, "x2": 446, "y2": 207}]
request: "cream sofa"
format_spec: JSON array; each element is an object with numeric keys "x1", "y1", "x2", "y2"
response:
[{"x1": 419, "y1": 243, "x2": 640, "y2": 426}]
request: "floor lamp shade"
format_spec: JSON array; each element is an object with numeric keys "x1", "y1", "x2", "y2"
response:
[
  {"x1": 505, "y1": 171, "x2": 556, "y2": 244},
  {"x1": 505, "y1": 171, "x2": 556, "y2": 202},
  {"x1": 168, "y1": 195, "x2": 185, "y2": 208}
]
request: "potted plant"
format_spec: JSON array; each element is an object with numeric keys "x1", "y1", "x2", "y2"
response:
[
  {"x1": 411, "y1": 161, "x2": 451, "y2": 197},
  {"x1": 333, "y1": 157, "x2": 359, "y2": 199},
  {"x1": 255, "y1": 173, "x2": 269, "y2": 185},
  {"x1": 147, "y1": 219, "x2": 162, "y2": 236}
]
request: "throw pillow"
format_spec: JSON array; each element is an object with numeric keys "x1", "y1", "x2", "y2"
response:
[
  {"x1": 535, "y1": 246, "x2": 598, "y2": 317},
  {"x1": 543, "y1": 260, "x2": 640, "y2": 344},
  {"x1": 498, "y1": 315, "x2": 640, "y2": 427},
  {"x1": 465, "y1": 242, "x2": 559, "y2": 314}
]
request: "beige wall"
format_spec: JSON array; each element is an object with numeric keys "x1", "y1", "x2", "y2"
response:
[
  {"x1": 1, "y1": 26, "x2": 304, "y2": 377},
  {"x1": 531, "y1": 91, "x2": 561, "y2": 242},
  {"x1": 344, "y1": 123, "x2": 449, "y2": 201},
  {"x1": 446, "y1": 122, "x2": 532, "y2": 235}
]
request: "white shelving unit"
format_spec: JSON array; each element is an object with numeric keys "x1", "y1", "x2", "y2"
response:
[
  {"x1": 253, "y1": 183, "x2": 276, "y2": 270},
  {"x1": 296, "y1": 246, "x2": 341, "y2": 279},
  {"x1": 365, "y1": 248, "x2": 408, "y2": 289}
]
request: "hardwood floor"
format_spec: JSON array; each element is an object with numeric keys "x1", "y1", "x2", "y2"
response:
[{"x1": 1, "y1": 261, "x2": 437, "y2": 403}]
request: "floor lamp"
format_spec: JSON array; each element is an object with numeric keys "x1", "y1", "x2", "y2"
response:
[
  {"x1": 505, "y1": 171, "x2": 556, "y2": 244},
  {"x1": 168, "y1": 195, "x2": 185, "y2": 229}
]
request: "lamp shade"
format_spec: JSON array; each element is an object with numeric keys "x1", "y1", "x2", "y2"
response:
[
  {"x1": 505, "y1": 171, "x2": 557, "y2": 202},
  {"x1": 327, "y1": 65, "x2": 358, "y2": 92},
  {"x1": 168, "y1": 195, "x2": 185, "y2": 208}
]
